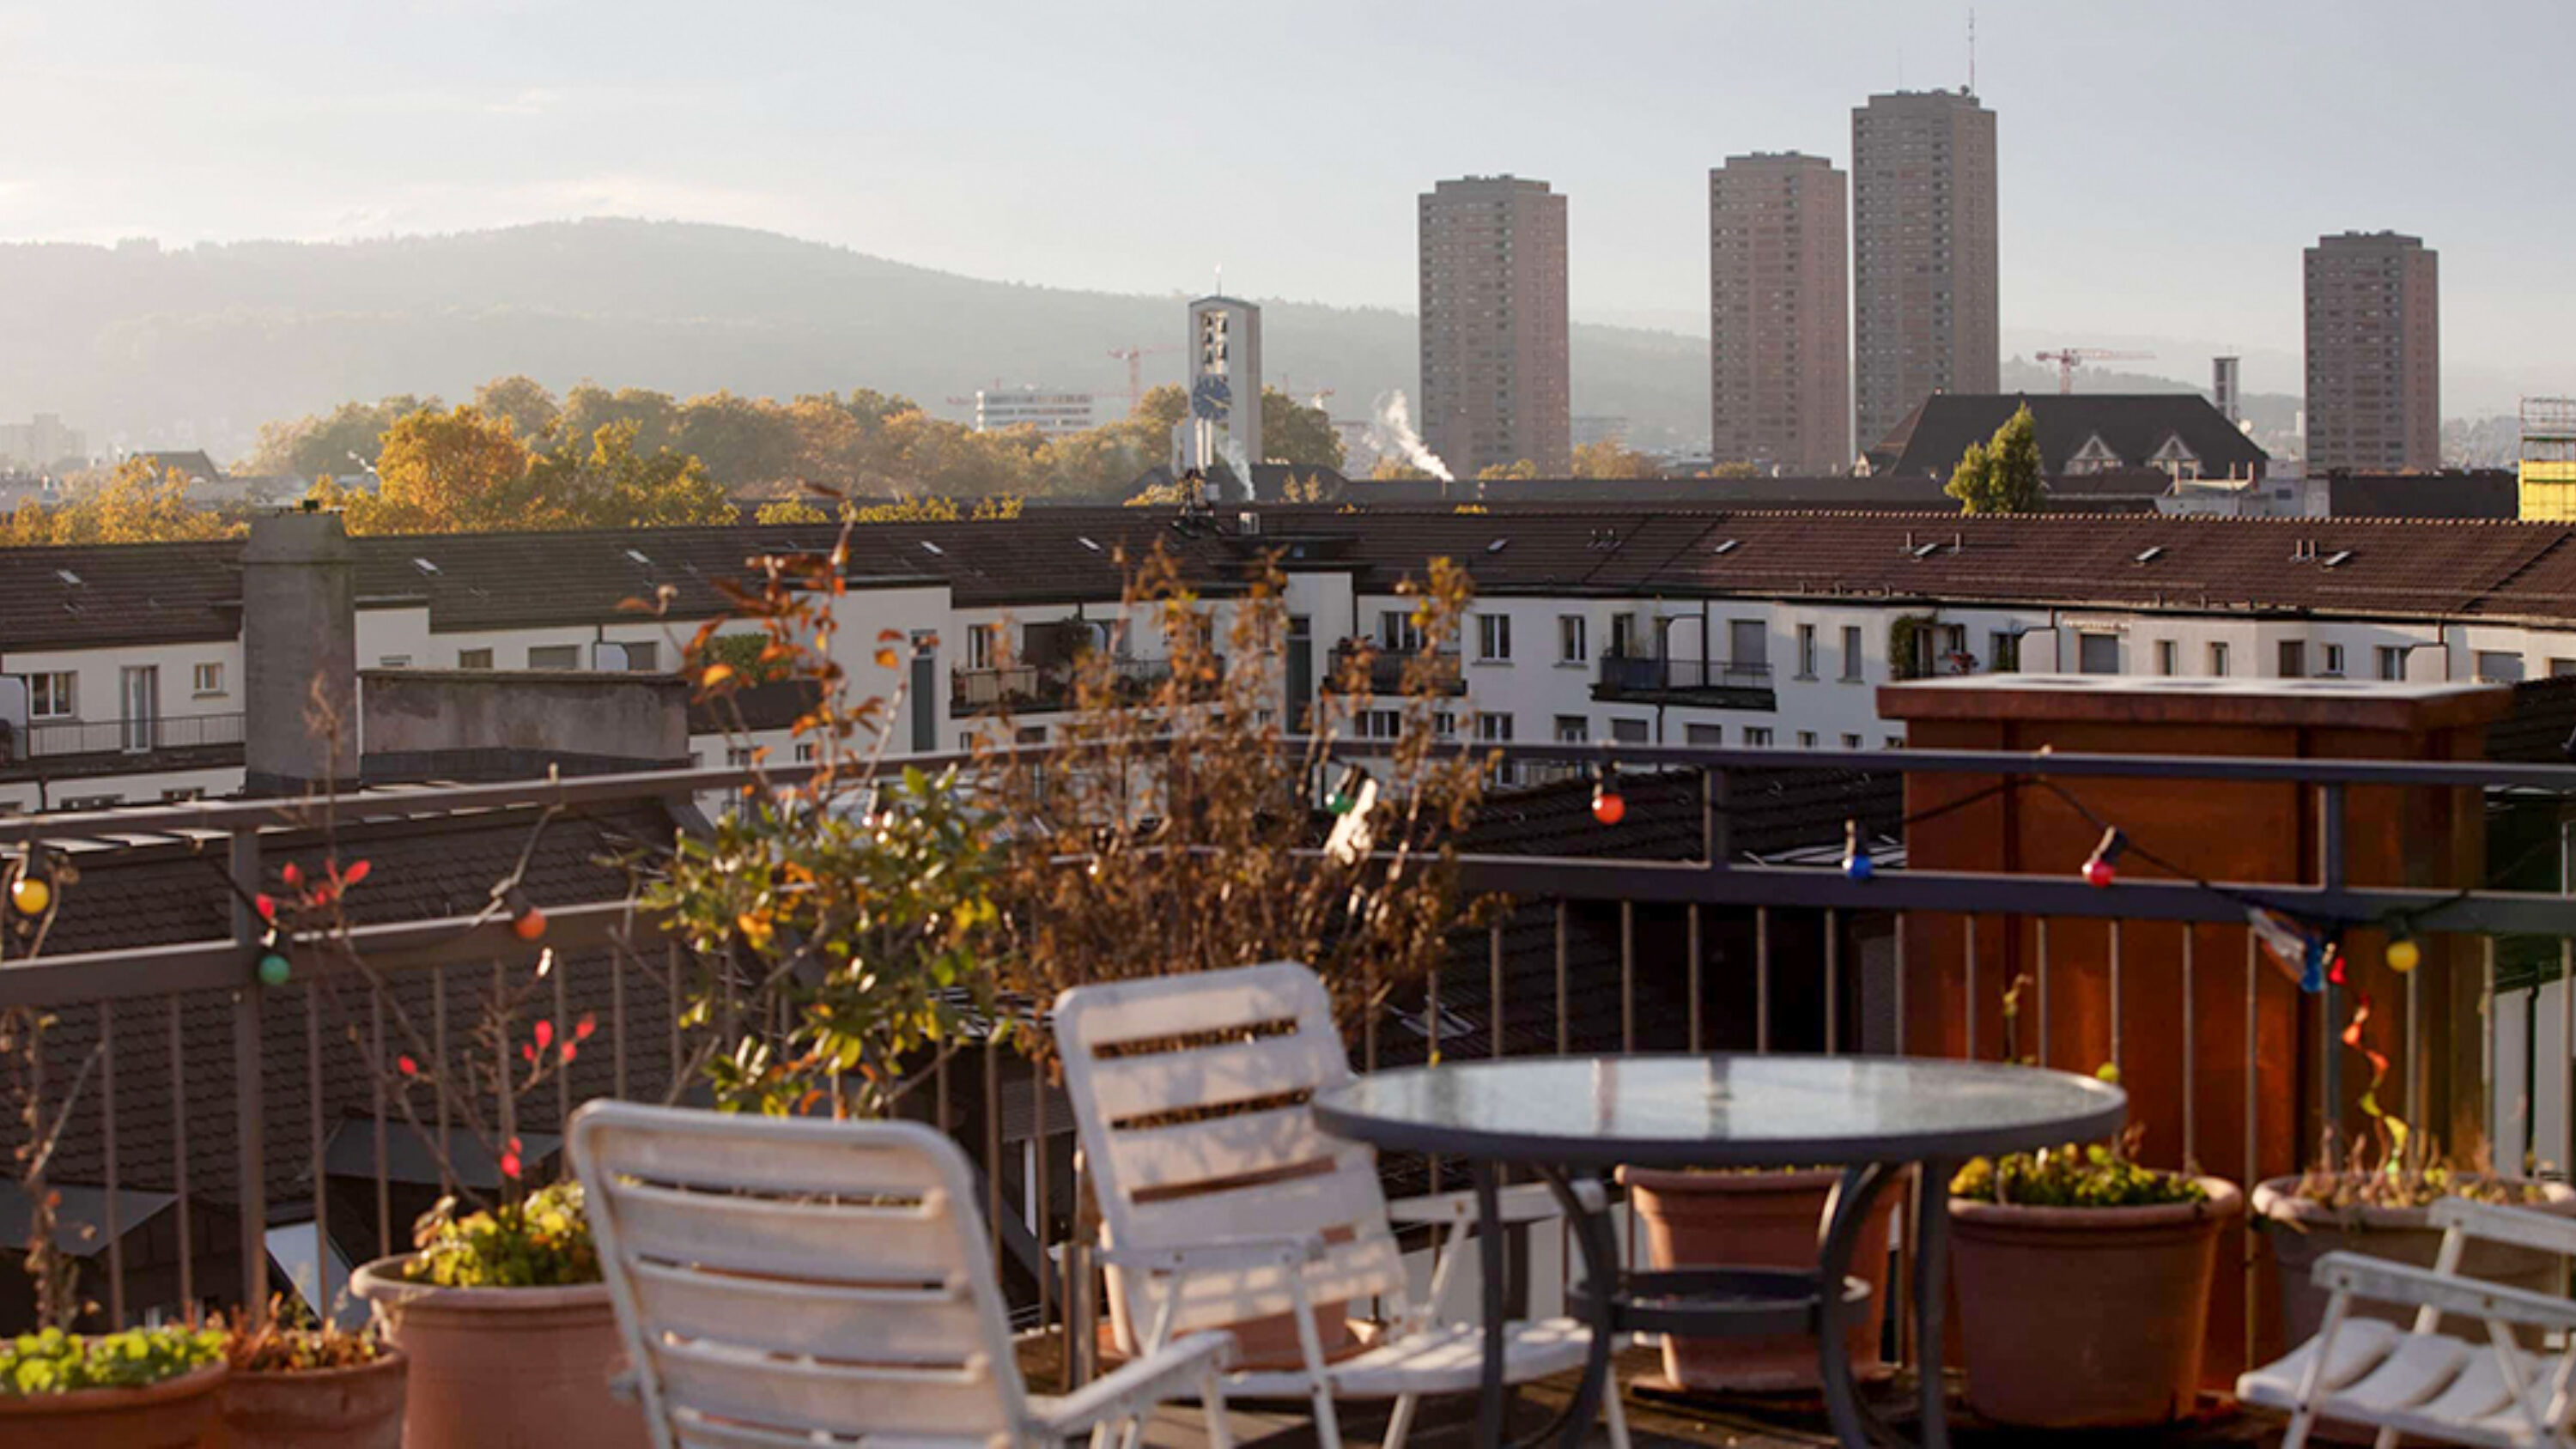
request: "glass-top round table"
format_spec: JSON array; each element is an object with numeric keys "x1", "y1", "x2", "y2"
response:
[{"x1": 1310, "y1": 1055, "x2": 2127, "y2": 1449}]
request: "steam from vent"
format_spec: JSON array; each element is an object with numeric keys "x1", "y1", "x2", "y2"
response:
[
  {"x1": 1214, "y1": 433, "x2": 1257, "y2": 502},
  {"x1": 1370, "y1": 391, "x2": 1454, "y2": 483}
]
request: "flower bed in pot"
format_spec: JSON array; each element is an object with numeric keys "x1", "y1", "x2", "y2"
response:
[
  {"x1": 1948, "y1": 1146, "x2": 2241, "y2": 1429},
  {"x1": 1619, "y1": 1166, "x2": 1899, "y2": 1393},
  {"x1": 0, "y1": 1325, "x2": 229, "y2": 1449},
  {"x1": 214, "y1": 1299, "x2": 407, "y2": 1449},
  {"x1": 2253, "y1": 1170, "x2": 2576, "y2": 1348},
  {"x1": 349, "y1": 1181, "x2": 643, "y2": 1449}
]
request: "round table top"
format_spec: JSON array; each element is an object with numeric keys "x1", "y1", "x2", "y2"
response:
[{"x1": 1310, "y1": 1054, "x2": 2127, "y2": 1170}]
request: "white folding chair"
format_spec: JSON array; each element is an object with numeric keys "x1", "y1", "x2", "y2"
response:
[
  {"x1": 1054, "y1": 961, "x2": 1629, "y2": 1449},
  {"x1": 2239, "y1": 1197, "x2": 2576, "y2": 1449},
  {"x1": 571, "y1": 1100, "x2": 1236, "y2": 1449}
]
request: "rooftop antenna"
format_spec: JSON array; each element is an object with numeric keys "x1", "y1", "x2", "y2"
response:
[
  {"x1": 1214, "y1": 264, "x2": 1223, "y2": 299},
  {"x1": 1968, "y1": 9, "x2": 1977, "y2": 94}
]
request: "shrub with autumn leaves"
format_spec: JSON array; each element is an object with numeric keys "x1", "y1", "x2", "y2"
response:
[{"x1": 403, "y1": 1180, "x2": 598, "y2": 1290}]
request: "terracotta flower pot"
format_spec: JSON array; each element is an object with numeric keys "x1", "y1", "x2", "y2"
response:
[
  {"x1": 1948, "y1": 1177, "x2": 2241, "y2": 1428},
  {"x1": 0, "y1": 1362, "x2": 228, "y2": 1449},
  {"x1": 350, "y1": 1255, "x2": 644, "y2": 1449},
  {"x1": 214, "y1": 1349, "x2": 407, "y2": 1449},
  {"x1": 1618, "y1": 1167, "x2": 1899, "y2": 1393},
  {"x1": 2253, "y1": 1178, "x2": 2576, "y2": 1348}
]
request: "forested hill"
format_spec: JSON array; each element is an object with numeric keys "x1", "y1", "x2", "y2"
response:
[{"x1": 0, "y1": 219, "x2": 1707, "y2": 461}]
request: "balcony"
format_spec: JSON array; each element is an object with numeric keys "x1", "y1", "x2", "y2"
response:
[
  {"x1": 1594, "y1": 652, "x2": 1777, "y2": 709},
  {"x1": 951, "y1": 656, "x2": 1216, "y2": 715},
  {"x1": 0, "y1": 710, "x2": 245, "y2": 778},
  {"x1": 4, "y1": 686, "x2": 2568, "y2": 1449},
  {"x1": 1324, "y1": 641, "x2": 1467, "y2": 695}
]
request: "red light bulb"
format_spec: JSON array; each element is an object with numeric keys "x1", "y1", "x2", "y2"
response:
[
  {"x1": 1591, "y1": 787, "x2": 1626, "y2": 826},
  {"x1": 2082, "y1": 856, "x2": 2116, "y2": 888}
]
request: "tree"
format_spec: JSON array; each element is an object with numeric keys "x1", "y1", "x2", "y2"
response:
[
  {"x1": 1571, "y1": 440, "x2": 1662, "y2": 479},
  {"x1": 755, "y1": 497, "x2": 831, "y2": 525},
  {"x1": 1945, "y1": 403, "x2": 2044, "y2": 514},
  {"x1": 676, "y1": 391, "x2": 801, "y2": 489},
  {"x1": 0, "y1": 458, "x2": 240, "y2": 545},
  {"x1": 525, "y1": 421, "x2": 737, "y2": 529},
  {"x1": 1370, "y1": 457, "x2": 1434, "y2": 481},
  {"x1": 472, "y1": 376, "x2": 562, "y2": 444},
  {"x1": 557, "y1": 385, "x2": 682, "y2": 457},
  {"x1": 1475, "y1": 459, "x2": 1540, "y2": 482},
  {"x1": 238, "y1": 395, "x2": 438, "y2": 477},
  {"x1": 1698, "y1": 461, "x2": 1760, "y2": 479},
  {"x1": 1133, "y1": 384, "x2": 1187, "y2": 437},
  {"x1": 356, "y1": 404, "x2": 539, "y2": 533},
  {"x1": 1261, "y1": 388, "x2": 1346, "y2": 470}
]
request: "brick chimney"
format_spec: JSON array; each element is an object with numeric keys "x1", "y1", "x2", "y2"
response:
[{"x1": 241, "y1": 508, "x2": 358, "y2": 795}]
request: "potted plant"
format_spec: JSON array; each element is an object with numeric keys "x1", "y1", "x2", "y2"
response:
[
  {"x1": 213, "y1": 1298, "x2": 405, "y2": 1449},
  {"x1": 2252, "y1": 1132, "x2": 2574, "y2": 1348},
  {"x1": 1947, "y1": 1142, "x2": 2241, "y2": 1428},
  {"x1": 1618, "y1": 1166, "x2": 1902, "y2": 1392},
  {"x1": 0, "y1": 1325, "x2": 229, "y2": 1449}
]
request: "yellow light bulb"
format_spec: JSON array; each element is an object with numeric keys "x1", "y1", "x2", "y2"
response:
[
  {"x1": 9, "y1": 876, "x2": 51, "y2": 917},
  {"x1": 2387, "y1": 937, "x2": 2421, "y2": 973}
]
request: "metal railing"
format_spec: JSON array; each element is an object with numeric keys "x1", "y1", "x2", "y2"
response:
[
  {"x1": 1596, "y1": 654, "x2": 1774, "y2": 694},
  {"x1": 951, "y1": 658, "x2": 1208, "y2": 713},
  {"x1": 2, "y1": 712, "x2": 245, "y2": 762},
  {"x1": 1327, "y1": 644, "x2": 1467, "y2": 695},
  {"x1": 3, "y1": 738, "x2": 2574, "y2": 1391}
]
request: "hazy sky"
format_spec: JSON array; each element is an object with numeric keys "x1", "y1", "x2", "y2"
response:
[{"x1": 4, "y1": 0, "x2": 2569, "y2": 403}]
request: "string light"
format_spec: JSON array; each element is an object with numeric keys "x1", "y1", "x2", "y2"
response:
[
  {"x1": 1842, "y1": 819, "x2": 1874, "y2": 882},
  {"x1": 9, "y1": 872, "x2": 49, "y2": 918},
  {"x1": 1590, "y1": 763, "x2": 1626, "y2": 826},
  {"x1": 2081, "y1": 826, "x2": 2127, "y2": 888},
  {"x1": 507, "y1": 888, "x2": 548, "y2": 943},
  {"x1": 257, "y1": 952, "x2": 292, "y2": 986},
  {"x1": 1326, "y1": 764, "x2": 1369, "y2": 816},
  {"x1": 2386, "y1": 926, "x2": 2421, "y2": 973}
]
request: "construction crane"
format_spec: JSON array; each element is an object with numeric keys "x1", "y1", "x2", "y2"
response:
[
  {"x1": 1105, "y1": 345, "x2": 1176, "y2": 415},
  {"x1": 2034, "y1": 348, "x2": 2155, "y2": 394}
]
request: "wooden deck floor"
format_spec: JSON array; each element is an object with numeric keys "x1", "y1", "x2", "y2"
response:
[{"x1": 1018, "y1": 1342, "x2": 2288, "y2": 1448}]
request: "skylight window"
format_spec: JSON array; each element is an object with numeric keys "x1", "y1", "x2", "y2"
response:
[
  {"x1": 53, "y1": 568, "x2": 80, "y2": 586},
  {"x1": 623, "y1": 548, "x2": 653, "y2": 567},
  {"x1": 1077, "y1": 537, "x2": 1102, "y2": 553},
  {"x1": 1712, "y1": 539, "x2": 1741, "y2": 555},
  {"x1": 411, "y1": 557, "x2": 440, "y2": 576},
  {"x1": 2321, "y1": 549, "x2": 2354, "y2": 568},
  {"x1": 2134, "y1": 546, "x2": 2164, "y2": 565},
  {"x1": 920, "y1": 540, "x2": 945, "y2": 556},
  {"x1": 1911, "y1": 540, "x2": 1946, "y2": 559},
  {"x1": 1485, "y1": 538, "x2": 1510, "y2": 554}
]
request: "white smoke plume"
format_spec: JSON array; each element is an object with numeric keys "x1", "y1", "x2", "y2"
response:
[
  {"x1": 1369, "y1": 391, "x2": 1454, "y2": 483},
  {"x1": 1215, "y1": 432, "x2": 1257, "y2": 503}
]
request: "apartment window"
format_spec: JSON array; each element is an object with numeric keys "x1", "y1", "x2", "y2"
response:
[
  {"x1": 377, "y1": 656, "x2": 412, "y2": 669},
  {"x1": 2277, "y1": 640, "x2": 2306, "y2": 679},
  {"x1": 1841, "y1": 626, "x2": 1865, "y2": 681},
  {"x1": 2553, "y1": 658, "x2": 2576, "y2": 679},
  {"x1": 1796, "y1": 731, "x2": 1819, "y2": 749},
  {"x1": 528, "y1": 645, "x2": 580, "y2": 670},
  {"x1": 1016, "y1": 725, "x2": 1048, "y2": 746},
  {"x1": 27, "y1": 672, "x2": 76, "y2": 718},
  {"x1": 191, "y1": 662, "x2": 225, "y2": 696},
  {"x1": 1796, "y1": 625, "x2": 1819, "y2": 679},
  {"x1": 458, "y1": 648, "x2": 494, "y2": 670},
  {"x1": 1355, "y1": 709, "x2": 1401, "y2": 740},
  {"x1": 2476, "y1": 651, "x2": 2526, "y2": 684},
  {"x1": 1558, "y1": 615, "x2": 1588, "y2": 664},
  {"x1": 1475, "y1": 712, "x2": 1514, "y2": 743},
  {"x1": 966, "y1": 623, "x2": 997, "y2": 670},
  {"x1": 2154, "y1": 640, "x2": 2178, "y2": 677},
  {"x1": 61, "y1": 794, "x2": 119, "y2": 811},
  {"x1": 1842, "y1": 733, "x2": 1863, "y2": 749},
  {"x1": 1885, "y1": 735, "x2": 1905, "y2": 749},
  {"x1": 2378, "y1": 646, "x2": 2409, "y2": 681},
  {"x1": 2077, "y1": 634, "x2": 2121, "y2": 676},
  {"x1": 1743, "y1": 726, "x2": 1774, "y2": 748},
  {"x1": 793, "y1": 743, "x2": 817, "y2": 764},
  {"x1": 1553, "y1": 715, "x2": 1589, "y2": 743},
  {"x1": 161, "y1": 787, "x2": 205, "y2": 803},
  {"x1": 1380, "y1": 610, "x2": 1424, "y2": 652},
  {"x1": 1476, "y1": 613, "x2": 1512, "y2": 662},
  {"x1": 1686, "y1": 724, "x2": 1722, "y2": 745},
  {"x1": 1728, "y1": 620, "x2": 1768, "y2": 671},
  {"x1": 1611, "y1": 718, "x2": 1650, "y2": 745},
  {"x1": 2323, "y1": 644, "x2": 2346, "y2": 677},
  {"x1": 1990, "y1": 631, "x2": 2021, "y2": 673},
  {"x1": 726, "y1": 746, "x2": 754, "y2": 768},
  {"x1": 2208, "y1": 642, "x2": 2232, "y2": 677},
  {"x1": 1434, "y1": 712, "x2": 1458, "y2": 739}
]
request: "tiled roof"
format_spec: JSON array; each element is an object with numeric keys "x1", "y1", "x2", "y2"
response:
[
  {"x1": 1865, "y1": 393, "x2": 2270, "y2": 480},
  {"x1": 0, "y1": 540, "x2": 243, "y2": 651},
  {"x1": 1345, "y1": 468, "x2": 2172, "y2": 508},
  {"x1": 2329, "y1": 470, "x2": 2519, "y2": 521}
]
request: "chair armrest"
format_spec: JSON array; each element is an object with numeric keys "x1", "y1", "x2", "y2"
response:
[
  {"x1": 1388, "y1": 1178, "x2": 1608, "y2": 1227},
  {"x1": 1097, "y1": 1234, "x2": 1327, "y2": 1275},
  {"x1": 2312, "y1": 1252, "x2": 2576, "y2": 1333},
  {"x1": 1035, "y1": 1331, "x2": 1236, "y2": 1437},
  {"x1": 606, "y1": 1368, "x2": 640, "y2": 1404},
  {"x1": 2428, "y1": 1197, "x2": 2576, "y2": 1258}
]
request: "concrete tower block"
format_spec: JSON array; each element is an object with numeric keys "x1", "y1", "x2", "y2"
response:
[{"x1": 242, "y1": 509, "x2": 358, "y2": 795}]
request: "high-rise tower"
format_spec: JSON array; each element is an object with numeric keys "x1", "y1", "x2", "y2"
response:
[
  {"x1": 1710, "y1": 153, "x2": 1850, "y2": 473},
  {"x1": 1850, "y1": 89, "x2": 1999, "y2": 452},
  {"x1": 1419, "y1": 175, "x2": 1571, "y2": 477},
  {"x1": 2304, "y1": 232, "x2": 2439, "y2": 473}
]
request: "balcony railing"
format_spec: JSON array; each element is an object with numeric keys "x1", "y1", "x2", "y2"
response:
[
  {"x1": 951, "y1": 658, "x2": 1212, "y2": 714},
  {"x1": 0, "y1": 711, "x2": 245, "y2": 763},
  {"x1": 4, "y1": 739, "x2": 2574, "y2": 1398},
  {"x1": 1595, "y1": 653, "x2": 1776, "y2": 703},
  {"x1": 1325, "y1": 642, "x2": 1467, "y2": 695}
]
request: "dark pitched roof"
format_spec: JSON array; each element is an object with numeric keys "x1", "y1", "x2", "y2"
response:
[
  {"x1": 1865, "y1": 393, "x2": 2269, "y2": 480},
  {"x1": 133, "y1": 450, "x2": 222, "y2": 482},
  {"x1": 1346, "y1": 469, "x2": 2174, "y2": 509},
  {"x1": 2328, "y1": 470, "x2": 2520, "y2": 521},
  {"x1": 0, "y1": 540, "x2": 243, "y2": 651}
]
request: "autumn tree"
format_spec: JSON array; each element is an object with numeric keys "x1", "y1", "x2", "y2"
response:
[
  {"x1": 525, "y1": 422, "x2": 737, "y2": 529},
  {"x1": 473, "y1": 376, "x2": 562, "y2": 444},
  {"x1": 354, "y1": 404, "x2": 539, "y2": 532},
  {"x1": 238, "y1": 395, "x2": 439, "y2": 477},
  {"x1": 1571, "y1": 440, "x2": 1662, "y2": 479},
  {"x1": 1945, "y1": 403, "x2": 2044, "y2": 514},
  {"x1": 0, "y1": 458, "x2": 240, "y2": 545},
  {"x1": 1370, "y1": 457, "x2": 1435, "y2": 481},
  {"x1": 1261, "y1": 388, "x2": 1346, "y2": 470},
  {"x1": 1475, "y1": 458, "x2": 1540, "y2": 482}
]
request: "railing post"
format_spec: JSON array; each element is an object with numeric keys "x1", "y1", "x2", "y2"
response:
[
  {"x1": 2319, "y1": 784, "x2": 2347, "y2": 1142},
  {"x1": 228, "y1": 827, "x2": 268, "y2": 1324}
]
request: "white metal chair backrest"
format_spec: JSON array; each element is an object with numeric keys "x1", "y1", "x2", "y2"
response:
[
  {"x1": 569, "y1": 1100, "x2": 1035, "y2": 1449},
  {"x1": 1054, "y1": 962, "x2": 1408, "y2": 1349}
]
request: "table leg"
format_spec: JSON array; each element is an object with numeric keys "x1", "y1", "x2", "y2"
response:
[
  {"x1": 1910, "y1": 1161, "x2": 1952, "y2": 1449},
  {"x1": 1816, "y1": 1163, "x2": 1911, "y2": 1449},
  {"x1": 1474, "y1": 1161, "x2": 1508, "y2": 1449},
  {"x1": 1537, "y1": 1165, "x2": 1619, "y2": 1449}
]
